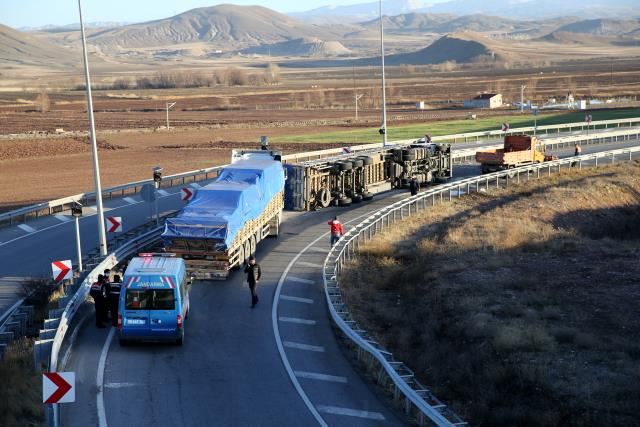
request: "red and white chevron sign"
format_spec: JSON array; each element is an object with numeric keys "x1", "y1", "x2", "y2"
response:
[
  {"x1": 502, "y1": 122, "x2": 510, "y2": 132},
  {"x1": 181, "y1": 187, "x2": 194, "y2": 201},
  {"x1": 342, "y1": 146, "x2": 353, "y2": 154},
  {"x1": 43, "y1": 372, "x2": 75, "y2": 404},
  {"x1": 51, "y1": 260, "x2": 72, "y2": 282},
  {"x1": 106, "y1": 216, "x2": 122, "y2": 233}
]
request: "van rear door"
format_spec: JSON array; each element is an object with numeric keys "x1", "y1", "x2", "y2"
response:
[
  {"x1": 122, "y1": 285, "x2": 151, "y2": 335},
  {"x1": 148, "y1": 288, "x2": 178, "y2": 337}
]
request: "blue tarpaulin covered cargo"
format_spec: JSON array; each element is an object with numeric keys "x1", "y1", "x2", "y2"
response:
[{"x1": 162, "y1": 159, "x2": 284, "y2": 251}]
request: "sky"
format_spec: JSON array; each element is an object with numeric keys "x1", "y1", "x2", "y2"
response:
[{"x1": 0, "y1": 0, "x2": 368, "y2": 28}]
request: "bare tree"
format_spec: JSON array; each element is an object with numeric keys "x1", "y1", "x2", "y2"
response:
[{"x1": 264, "y1": 63, "x2": 281, "y2": 85}]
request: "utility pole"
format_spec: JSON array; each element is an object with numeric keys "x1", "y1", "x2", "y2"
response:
[
  {"x1": 352, "y1": 62, "x2": 363, "y2": 121},
  {"x1": 78, "y1": 0, "x2": 107, "y2": 256},
  {"x1": 166, "y1": 102, "x2": 176, "y2": 129},
  {"x1": 520, "y1": 85, "x2": 526, "y2": 114},
  {"x1": 379, "y1": 0, "x2": 388, "y2": 146}
]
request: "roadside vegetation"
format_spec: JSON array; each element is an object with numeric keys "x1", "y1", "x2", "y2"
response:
[
  {"x1": 0, "y1": 280, "x2": 67, "y2": 427},
  {"x1": 340, "y1": 162, "x2": 640, "y2": 425},
  {"x1": 274, "y1": 108, "x2": 639, "y2": 144}
]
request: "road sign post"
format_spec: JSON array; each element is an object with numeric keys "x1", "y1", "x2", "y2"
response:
[
  {"x1": 585, "y1": 114, "x2": 593, "y2": 136},
  {"x1": 51, "y1": 260, "x2": 73, "y2": 282},
  {"x1": 153, "y1": 167, "x2": 163, "y2": 226},
  {"x1": 71, "y1": 203, "x2": 83, "y2": 272},
  {"x1": 43, "y1": 372, "x2": 75, "y2": 404}
]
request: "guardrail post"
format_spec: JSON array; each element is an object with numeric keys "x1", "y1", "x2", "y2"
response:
[
  {"x1": 448, "y1": 189, "x2": 452, "y2": 201},
  {"x1": 611, "y1": 153, "x2": 615, "y2": 164},
  {"x1": 595, "y1": 157, "x2": 598, "y2": 167}
]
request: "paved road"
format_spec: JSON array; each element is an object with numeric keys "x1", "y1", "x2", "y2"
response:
[{"x1": 58, "y1": 138, "x2": 639, "y2": 427}]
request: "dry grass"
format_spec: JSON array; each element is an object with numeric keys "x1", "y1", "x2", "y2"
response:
[{"x1": 341, "y1": 161, "x2": 640, "y2": 426}]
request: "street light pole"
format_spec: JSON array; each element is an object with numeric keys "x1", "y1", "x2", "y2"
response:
[
  {"x1": 379, "y1": 0, "x2": 388, "y2": 146},
  {"x1": 166, "y1": 102, "x2": 176, "y2": 129},
  {"x1": 72, "y1": 203, "x2": 83, "y2": 272},
  {"x1": 520, "y1": 85, "x2": 526, "y2": 114},
  {"x1": 78, "y1": 0, "x2": 107, "y2": 256}
]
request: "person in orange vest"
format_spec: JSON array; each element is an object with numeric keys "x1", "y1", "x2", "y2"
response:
[{"x1": 328, "y1": 216, "x2": 345, "y2": 247}]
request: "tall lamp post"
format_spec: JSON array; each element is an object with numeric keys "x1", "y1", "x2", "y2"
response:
[
  {"x1": 71, "y1": 203, "x2": 83, "y2": 272},
  {"x1": 379, "y1": 0, "x2": 388, "y2": 146},
  {"x1": 166, "y1": 102, "x2": 176, "y2": 129},
  {"x1": 78, "y1": 0, "x2": 108, "y2": 256}
]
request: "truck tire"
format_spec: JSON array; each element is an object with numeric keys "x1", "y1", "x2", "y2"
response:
[
  {"x1": 402, "y1": 148, "x2": 418, "y2": 161},
  {"x1": 359, "y1": 156, "x2": 374, "y2": 166},
  {"x1": 338, "y1": 161, "x2": 353, "y2": 171},
  {"x1": 362, "y1": 192, "x2": 374, "y2": 201},
  {"x1": 352, "y1": 195, "x2": 363, "y2": 203},
  {"x1": 351, "y1": 158, "x2": 364, "y2": 168},
  {"x1": 318, "y1": 188, "x2": 331, "y2": 208},
  {"x1": 338, "y1": 197, "x2": 352, "y2": 206}
]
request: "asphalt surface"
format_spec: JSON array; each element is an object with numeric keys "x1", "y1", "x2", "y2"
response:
[{"x1": 0, "y1": 133, "x2": 635, "y2": 427}]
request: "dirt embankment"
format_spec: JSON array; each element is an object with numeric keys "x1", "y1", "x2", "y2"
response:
[{"x1": 341, "y1": 162, "x2": 640, "y2": 426}]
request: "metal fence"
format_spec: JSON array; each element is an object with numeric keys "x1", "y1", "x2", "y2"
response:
[
  {"x1": 322, "y1": 145, "x2": 640, "y2": 426},
  {"x1": 1, "y1": 117, "x2": 637, "y2": 228}
]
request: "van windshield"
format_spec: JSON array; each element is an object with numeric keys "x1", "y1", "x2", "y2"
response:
[{"x1": 125, "y1": 289, "x2": 175, "y2": 310}]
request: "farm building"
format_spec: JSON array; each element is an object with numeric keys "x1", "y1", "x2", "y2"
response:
[{"x1": 464, "y1": 93, "x2": 503, "y2": 109}]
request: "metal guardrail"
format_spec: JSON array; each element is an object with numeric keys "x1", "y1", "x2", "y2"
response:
[
  {"x1": 322, "y1": 144, "x2": 640, "y2": 426},
  {"x1": 1, "y1": 117, "x2": 638, "y2": 227}
]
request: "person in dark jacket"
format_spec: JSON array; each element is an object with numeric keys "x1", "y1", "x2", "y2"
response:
[
  {"x1": 409, "y1": 175, "x2": 420, "y2": 196},
  {"x1": 90, "y1": 274, "x2": 108, "y2": 328},
  {"x1": 108, "y1": 275, "x2": 122, "y2": 327},
  {"x1": 244, "y1": 255, "x2": 262, "y2": 308}
]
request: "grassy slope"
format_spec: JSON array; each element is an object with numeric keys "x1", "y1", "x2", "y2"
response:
[
  {"x1": 341, "y1": 161, "x2": 640, "y2": 425},
  {"x1": 273, "y1": 108, "x2": 639, "y2": 144}
]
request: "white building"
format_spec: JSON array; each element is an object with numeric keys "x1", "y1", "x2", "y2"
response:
[{"x1": 464, "y1": 93, "x2": 503, "y2": 109}]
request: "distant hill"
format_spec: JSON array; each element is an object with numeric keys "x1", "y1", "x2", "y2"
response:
[
  {"x1": 242, "y1": 38, "x2": 351, "y2": 57},
  {"x1": 72, "y1": 4, "x2": 339, "y2": 52},
  {"x1": 0, "y1": 23, "x2": 78, "y2": 68},
  {"x1": 361, "y1": 13, "x2": 524, "y2": 33},
  {"x1": 383, "y1": 33, "x2": 493, "y2": 65},
  {"x1": 291, "y1": 0, "x2": 439, "y2": 24},
  {"x1": 554, "y1": 19, "x2": 640, "y2": 36}
]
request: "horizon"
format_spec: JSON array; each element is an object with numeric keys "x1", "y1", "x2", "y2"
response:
[{"x1": 0, "y1": 0, "x2": 371, "y2": 29}]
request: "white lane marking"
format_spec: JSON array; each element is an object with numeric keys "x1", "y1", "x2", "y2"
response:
[
  {"x1": 295, "y1": 371, "x2": 348, "y2": 383},
  {"x1": 123, "y1": 197, "x2": 137, "y2": 204},
  {"x1": 316, "y1": 405, "x2": 386, "y2": 421},
  {"x1": 279, "y1": 316, "x2": 317, "y2": 325},
  {"x1": 86, "y1": 205, "x2": 97, "y2": 212},
  {"x1": 157, "y1": 189, "x2": 170, "y2": 196},
  {"x1": 17, "y1": 224, "x2": 36, "y2": 233},
  {"x1": 280, "y1": 295, "x2": 314, "y2": 304},
  {"x1": 97, "y1": 327, "x2": 115, "y2": 427},
  {"x1": 54, "y1": 215, "x2": 72, "y2": 223},
  {"x1": 309, "y1": 247, "x2": 329, "y2": 254},
  {"x1": 60, "y1": 311, "x2": 91, "y2": 370},
  {"x1": 288, "y1": 276, "x2": 315, "y2": 285},
  {"x1": 272, "y1": 206, "x2": 391, "y2": 427},
  {"x1": 296, "y1": 261, "x2": 323, "y2": 268},
  {"x1": 189, "y1": 182, "x2": 201, "y2": 188},
  {"x1": 283, "y1": 341, "x2": 325, "y2": 352},
  {"x1": 104, "y1": 382, "x2": 140, "y2": 389}
]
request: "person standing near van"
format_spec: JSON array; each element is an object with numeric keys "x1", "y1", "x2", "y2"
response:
[
  {"x1": 108, "y1": 275, "x2": 122, "y2": 327},
  {"x1": 90, "y1": 274, "x2": 107, "y2": 328},
  {"x1": 244, "y1": 255, "x2": 261, "y2": 308}
]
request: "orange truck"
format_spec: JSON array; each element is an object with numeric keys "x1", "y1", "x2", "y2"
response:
[{"x1": 476, "y1": 134, "x2": 555, "y2": 174}]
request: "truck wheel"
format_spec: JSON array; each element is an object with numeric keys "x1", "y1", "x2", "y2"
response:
[
  {"x1": 338, "y1": 197, "x2": 352, "y2": 206},
  {"x1": 318, "y1": 188, "x2": 331, "y2": 208},
  {"x1": 402, "y1": 148, "x2": 418, "y2": 161},
  {"x1": 352, "y1": 195, "x2": 363, "y2": 203},
  {"x1": 351, "y1": 158, "x2": 364, "y2": 168},
  {"x1": 362, "y1": 192, "x2": 374, "y2": 201},
  {"x1": 359, "y1": 156, "x2": 374, "y2": 166},
  {"x1": 338, "y1": 161, "x2": 353, "y2": 171}
]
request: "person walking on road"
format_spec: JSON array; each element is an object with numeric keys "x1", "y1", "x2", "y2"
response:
[
  {"x1": 571, "y1": 143, "x2": 582, "y2": 167},
  {"x1": 244, "y1": 255, "x2": 262, "y2": 308},
  {"x1": 409, "y1": 175, "x2": 420, "y2": 196},
  {"x1": 108, "y1": 275, "x2": 122, "y2": 327},
  {"x1": 90, "y1": 274, "x2": 108, "y2": 328},
  {"x1": 328, "y1": 216, "x2": 345, "y2": 247}
]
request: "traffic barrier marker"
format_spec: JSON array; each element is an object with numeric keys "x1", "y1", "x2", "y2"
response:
[
  {"x1": 106, "y1": 217, "x2": 122, "y2": 233},
  {"x1": 51, "y1": 260, "x2": 72, "y2": 282},
  {"x1": 43, "y1": 372, "x2": 75, "y2": 404}
]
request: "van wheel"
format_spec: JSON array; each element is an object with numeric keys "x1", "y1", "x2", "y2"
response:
[
  {"x1": 119, "y1": 338, "x2": 129, "y2": 347},
  {"x1": 176, "y1": 332, "x2": 184, "y2": 346}
]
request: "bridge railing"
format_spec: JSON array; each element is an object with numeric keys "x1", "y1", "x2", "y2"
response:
[
  {"x1": 322, "y1": 142, "x2": 640, "y2": 426},
  {"x1": 1, "y1": 117, "x2": 637, "y2": 228}
]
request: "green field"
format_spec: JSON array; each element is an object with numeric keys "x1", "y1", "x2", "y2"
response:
[{"x1": 273, "y1": 108, "x2": 639, "y2": 144}]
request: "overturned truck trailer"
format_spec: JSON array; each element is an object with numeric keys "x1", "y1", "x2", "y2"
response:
[{"x1": 285, "y1": 142, "x2": 452, "y2": 211}]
